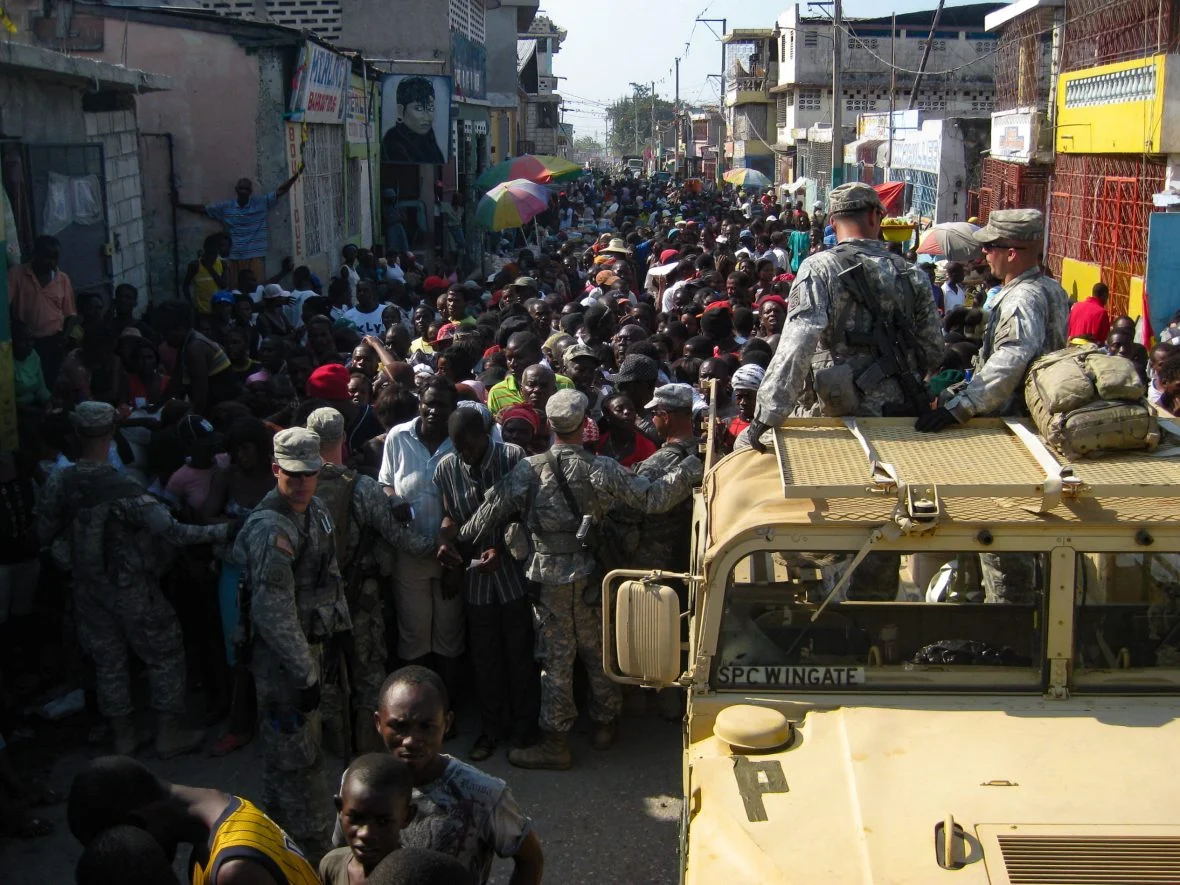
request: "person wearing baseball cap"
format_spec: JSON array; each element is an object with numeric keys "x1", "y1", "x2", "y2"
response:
[
  {"x1": 916, "y1": 208, "x2": 1069, "y2": 433},
  {"x1": 449, "y1": 387, "x2": 703, "y2": 771},
  {"x1": 306, "y1": 363, "x2": 385, "y2": 455}
]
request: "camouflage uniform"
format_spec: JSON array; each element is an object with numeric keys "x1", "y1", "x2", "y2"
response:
[
  {"x1": 234, "y1": 486, "x2": 350, "y2": 862},
  {"x1": 939, "y1": 210, "x2": 1069, "y2": 602},
  {"x1": 314, "y1": 463, "x2": 434, "y2": 716},
  {"x1": 942, "y1": 267, "x2": 1069, "y2": 422},
  {"x1": 37, "y1": 461, "x2": 231, "y2": 719},
  {"x1": 457, "y1": 443, "x2": 701, "y2": 735},
  {"x1": 754, "y1": 238, "x2": 944, "y2": 425}
]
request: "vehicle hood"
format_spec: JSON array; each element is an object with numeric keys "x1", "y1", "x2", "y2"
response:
[{"x1": 686, "y1": 694, "x2": 1180, "y2": 885}]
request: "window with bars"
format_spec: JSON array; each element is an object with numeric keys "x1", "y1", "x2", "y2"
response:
[
  {"x1": 301, "y1": 125, "x2": 344, "y2": 258},
  {"x1": 783, "y1": 32, "x2": 793, "y2": 60},
  {"x1": 803, "y1": 31, "x2": 818, "y2": 48},
  {"x1": 777, "y1": 95, "x2": 790, "y2": 127},
  {"x1": 798, "y1": 88, "x2": 821, "y2": 110}
]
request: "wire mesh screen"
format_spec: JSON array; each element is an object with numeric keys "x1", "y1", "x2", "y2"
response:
[
  {"x1": 887, "y1": 168, "x2": 938, "y2": 222},
  {"x1": 994, "y1": 7, "x2": 1055, "y2": 110},
  {"x1": 1046, "y1": 153, "x2": 1165, "y2": 316},
  {"x1": 302, "y1": 125, "x2": 344, "y2": 259},
  {"x1": 1061, "y1": 0, "x2": 1179, "y2": 73}
]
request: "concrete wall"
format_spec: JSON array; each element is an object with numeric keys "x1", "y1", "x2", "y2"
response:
[
  {"x1": 85, "y1": 109, "x2": 148, "y2": 294},
  {"x1": 0, "y1": 75, "x2": 87, "y2": 142},
  {"x1": 338, "y1": 0, "x2": 448, "y2": 58}
]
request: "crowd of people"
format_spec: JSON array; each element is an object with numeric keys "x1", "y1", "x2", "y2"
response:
[{"x1": 3, "y1": 165, "x2": 1170, "y2": 883}]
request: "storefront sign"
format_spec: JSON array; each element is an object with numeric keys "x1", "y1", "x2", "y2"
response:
[
  {"x1": 888, "y1": 121, "x2": 942, "y2": 174},
  {"x1": 451, "y1": 31, "x2": 487, "y2": 101},
  {"x1": 290, "y1": 42, "x2": 350, "y2": 124},
  {"x1": 285, "y1": 123, "x2": 306, "y2": 262},
  {"x1": 990, "y1": 110, "x2": 1035, "y2": 161},
  {"x1": 346, "y1": 85, "x2": 370, "y2": 144}
]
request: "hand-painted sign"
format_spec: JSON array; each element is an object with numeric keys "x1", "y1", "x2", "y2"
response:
[{"x1": 290, "y1": 42, "x2": 350, "y2": 124}]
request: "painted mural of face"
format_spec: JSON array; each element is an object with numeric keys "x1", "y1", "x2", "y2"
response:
[{"x1": 400, "y1": 97, "x2": 435, "y2": 135}]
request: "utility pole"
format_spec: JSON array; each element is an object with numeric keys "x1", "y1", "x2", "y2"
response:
[
  {"x1": 696, "y1": 16, "x2": 727, "y2": 184},
  {"x1": 651, "y1": 81, "x2": 657, "y2": 171},
  {"x1": 628, "y1": 82, "x2": 642, "y2": 155},
  {"x1": 675, "y1": 57, "x2": 682, "y2": 176},
  {"x1": 888, "y1": 12, "x2": 896, "y2": 177},
  {"x1": 908, "y1": 0, "x2": 946, "y2": 109},
  {"x1": 830, "y1": 0, "x2": 843, "y2": 190}
]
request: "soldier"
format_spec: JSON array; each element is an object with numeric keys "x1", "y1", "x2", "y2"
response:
[
  {"x1": 915, "y1": 209, "x2": 1069, "y2": 604},
  {"x1": 233, "y1": 427, "x2": 352, "y2": 862},
  {"x1": 743, "y1": 182, "x2": 944, "y2": 449},
  {"x1": 742, "y1": 183, "x2": 944, "y2": 601},
  {"x1": 304, "y1": 407, "x2": 435, "y2": 753},
  {"x1": 456, "y1": 389, "x2": 702, "y2": 771},
  {"x1": 915, "y1": 209, "x2": 1070, "y2": 432},
  {"x1": 37, "y1": 401, "x2": 232, "y2": 758}
]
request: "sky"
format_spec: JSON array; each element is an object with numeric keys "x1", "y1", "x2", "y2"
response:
[{"x1": 538, "y1": 0, "x2": 990, "y2": 144}]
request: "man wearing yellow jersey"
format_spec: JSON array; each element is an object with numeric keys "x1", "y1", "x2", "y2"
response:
[{"x1": 67, "y1": 756, "x2": 319, "y2": 885}]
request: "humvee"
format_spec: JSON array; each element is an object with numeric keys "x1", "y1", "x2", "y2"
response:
[{"x1": 604, "y1": 417, "x2": 1180, "y2": 884}]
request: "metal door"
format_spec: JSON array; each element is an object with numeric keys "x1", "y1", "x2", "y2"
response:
[{"x1": 26, "y1": 143, "x2": 110, "y2": 294}]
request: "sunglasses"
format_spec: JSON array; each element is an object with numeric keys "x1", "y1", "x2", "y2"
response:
[{"x1": 981, "y1": 242, "x2": 1027, "y2": 252}]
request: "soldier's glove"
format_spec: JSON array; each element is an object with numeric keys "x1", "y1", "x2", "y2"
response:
[
  {"x1": 746, "y1": 420, "x2": 773, "y2": 454},
  {"x1": 915, "y1": 408, "x2": 958, "y2": 433},
  {"x1": 297, "y1": 680, "x2": 321, "y2": 713}
]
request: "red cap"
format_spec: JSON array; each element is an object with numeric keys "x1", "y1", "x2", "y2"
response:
[
  {"x1": 423, "y1": 275, "x2": 449, "y2": 294},
  {"x1": 659, "y1": 248, "x2": 680, "y2": 264},
  {"x1": 756, "y1": 294, "x2": 789, "y2": 311},
  {"x1": 305, "y1": 363, "x2": 351, "y2": 401}
]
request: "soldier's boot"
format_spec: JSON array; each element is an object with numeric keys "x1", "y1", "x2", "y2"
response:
[
  {"x1": 591, "y1": 720, "x2": 618, "y2": 751},
  {"x1": 507, "y1": 731, "x2": 572, "y2": 771},
  {"x1": 111, "y1": 715, "x2": 139, "y2": 757},
  {"x1": 155, "y1": 713, "x2": 205, "y2": 759},
  {"x1": 354, "y1": 710, "x2": 385, "y2": 754}
]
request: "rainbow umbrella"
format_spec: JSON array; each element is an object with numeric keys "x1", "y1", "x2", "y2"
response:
[
  {"x1": 476, "y1": 154, "x2": 582, "y2": 191},
  {"x1": 475, "y1": 179, "x2": 552, "y2": 231},
  {"x1": 723, "y1": 168, "x2": 772, "y2": 190}
]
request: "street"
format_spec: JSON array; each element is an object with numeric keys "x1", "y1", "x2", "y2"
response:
[{"x1": 0, "y1": 699, "x2": 683, "y2": 884}]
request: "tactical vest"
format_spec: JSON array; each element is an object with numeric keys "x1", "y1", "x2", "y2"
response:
[
  {"x1": 312, "y1": 464, "x2": 358, "y2": 572},
  {"x1": 251, "y1": 494, "x2": 351, "y2": 641},
  {"x1": 56, "y1": 465, "x2": 154, "y2": 581}
]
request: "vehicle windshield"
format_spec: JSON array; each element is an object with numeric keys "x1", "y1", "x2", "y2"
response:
[
  {"x1": 1074, "y1": 551, "x2": 1180, "y2": 690},
  {"x1": 713, "y1": 549, "x2": 1047, "y2": 691}
]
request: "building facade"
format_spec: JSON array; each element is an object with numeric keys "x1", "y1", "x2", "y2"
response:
[
  {"x1": 723, "y1": 29, "x2": 778, "y2": 179},
  {"x1": 517, "y1": 15, "x2": 566, "y2": 156},
  {"x1": 774, "y1": 2, "x2": 1001, "y2": 199}
]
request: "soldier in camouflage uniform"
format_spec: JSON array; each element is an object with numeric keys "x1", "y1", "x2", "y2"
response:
[
  {"x1": 916, "y1": 209, "x2": 1070, "y2": 603},
  {"x1": 744, "y1": 182, "x2": 945, "y2": 442},
  {"x1": 304, "y1": 407, "x2": 435, "y2": 753},
  {"x1": 602, "y1": 384, "x2": 702, "y2": 574},
  {"x1": 742, "y1": 183, "x2": 945, "y2": 601},
  {"x1": 233, "y1": 427, "x2": 352, "y2": 863},
  {"x1": 36, "y1": 401, "x2": 231, "y2": 758},
  {"x1": 457, "y1": 389, "x2": 702, "y2": 770}
]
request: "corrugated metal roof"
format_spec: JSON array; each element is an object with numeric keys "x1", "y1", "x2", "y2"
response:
[{"x1": 517, "y1": 38, "x2": 537, "y2": 73}]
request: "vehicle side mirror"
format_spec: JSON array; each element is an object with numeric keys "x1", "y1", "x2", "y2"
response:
[{"x1": 603, "y1": 572, "x2": 683, "y2": 687}]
